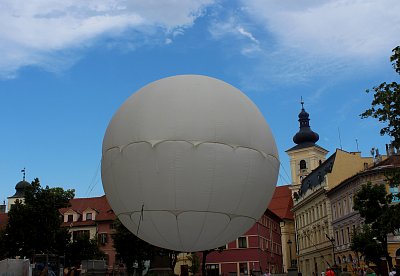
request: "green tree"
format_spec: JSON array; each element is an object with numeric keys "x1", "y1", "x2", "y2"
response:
[
  {"x1": 200, "y1": 247, "x2": 225, "y2": 276},
  {"x1": 353, "y1": 182, "x2": 400, "y2": 270},
  {"x1": 65, "y1": 235, "x2": 105, "y2": 267},
  {"x1": 351, "y1": 224, "x2": 384, "y2": 267},
  {"x1": 361, "y1": 46, "x2": 400, "y2": 148},
  {"x1": 4, "y1": 178, "x2": 75, "y2": 259},
  {"x1": 112, "y1": 219, "x2": 156, "y2": 275},
  {"x1": 187, "y1": 253, "x2": 200, "y2": 275},
  {"x1": 0, "y1": 229, "x2": 8, "y2": 259}
]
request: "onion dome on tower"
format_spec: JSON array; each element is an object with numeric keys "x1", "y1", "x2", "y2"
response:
[
  {"x1": 292, "y1": 100, "x2": 319, "y2": 148},
  {"x1": 10, "y1": 180, "x2": 30, "y2": 198},
  {"x1": 9, "y1": 168, "x2": 30, "y2": 199}
]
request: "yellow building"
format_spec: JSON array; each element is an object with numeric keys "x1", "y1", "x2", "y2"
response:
[
  {"x1": 287, "y1": 102, "x2": 373, "y2": 275},
  {"x1": 174, "y1": 253, "x2": 195, "y2": 276}
]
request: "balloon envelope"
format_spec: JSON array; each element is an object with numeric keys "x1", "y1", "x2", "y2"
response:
[{"x1": 102, "y1": 75, "x2": 279, "y2": 252}]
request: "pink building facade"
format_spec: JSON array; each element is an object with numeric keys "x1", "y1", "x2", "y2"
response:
[
  {"x1": 59, "y1": 195, "x2": 118, "y2": 271},
  {"x1": 201, "y1": 209, "x2": 283, "y2": 275}
]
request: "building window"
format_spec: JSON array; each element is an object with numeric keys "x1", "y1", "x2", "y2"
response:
[
  {"x1": 300, "y1": 160, "x2": 307, "y2": 170},
  {"x1": 347, "y1": 227, "x2": 351, "y2": 243},
  {"x1": 332, "y1": 204, "x2": 336, "y2": 220},
  {"x1": 110, "y1": 221, "x2": 116, "y2": 229},
  {"x1": 99, "y1": 233, "x2": 108, "y2": 245},
  {"x1": 238, "y1": 237, "x2": 247, "y2": 248},
  {"x1": 206, "y1": 264, "x2": 219, "y2": 276},
  {"x1": 390, "y1": 185, "x2": 400, "y2": 203},
  {"x1": 73, "y1": 230, "x2": 90, "y2": 241},
  {"x1": 67, "y1": 214, "x2": 73, "y2": 222},
  {"x1": 349, "y1": 194, "x2": 354, "y2": 211},
  {"x1": 335, "y1": 231, "x2": 339, "y2": 246},
  {"x1": 86, "y1": 212, "x2": 92, "y2": 220},
  {"x1": 341, "y1": 229, "x2": 345, "y2": 245},
  {"x1": 239, "y1": 263, "x2": 248, "y2": 275}
]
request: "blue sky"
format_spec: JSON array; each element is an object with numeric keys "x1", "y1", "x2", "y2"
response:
[{"x1": 1, "y1": 0, "x2": 399, "y2": 201}]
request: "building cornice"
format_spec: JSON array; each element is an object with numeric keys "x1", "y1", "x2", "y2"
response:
[{"x1": 292, "y1": 185, "x2": 326, "y2": 212}]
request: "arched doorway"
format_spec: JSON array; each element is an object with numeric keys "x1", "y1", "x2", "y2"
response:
[{"x1": 395, "y1": 248, "x2": 400, "y2": 266}]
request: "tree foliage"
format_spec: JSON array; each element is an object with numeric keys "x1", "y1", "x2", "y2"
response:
[
  {"x1": 361, "y1": 46, "x2": 400, "y2": 148},
  {"x1": 4, "y1": 178, "x2": 75, "y2": 258},
  {"x1": 111, "y1": 219, "x2": 156, "y2": 275},
  {"x1": 351, "y1": 224, "x2": 384, "y2": 266},
  {"x1": 391, "y1": 46, "x2": 400, "y2": 74},
  {"x1": 0, "y1": 229, "x2": 7, "y2": 260},
  {"x1": 200, "y1": 247, "x2": 225, "y2": 276},
  {"x1": 65, "y1": 235, "x2": 105, "y2": 266},
  {"x1": 187, "y1": 253, "x2": 200, "y2": 275},
  {"x1": 353, "y1": 182, "x2": 400, "y2": 270}
]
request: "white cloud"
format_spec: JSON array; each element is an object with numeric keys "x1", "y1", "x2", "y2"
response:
[
  {"x1": 208, "y1": 16, "x2": 261, "y2": 56},
  {"x1": 222, "y1": 0, "x2": 400, "y2": 87},
  {"x1": 242, "y1": 0, "x2": 400, "y2": 60},
  {"x1": 237, "y1": 26, "x2": 259, "y2": 44},
  {"x1": 0, "y1": 0, "x2": 215, "y2": 78}
]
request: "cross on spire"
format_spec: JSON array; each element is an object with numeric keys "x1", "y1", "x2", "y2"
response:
[
  {"x1": 21, "y1": 167, "x2": 26, "y2": 181},
  {"x1": 301, "y1": 96, "x2": 304, "y2": 109}
]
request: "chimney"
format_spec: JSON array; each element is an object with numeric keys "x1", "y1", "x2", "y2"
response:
[{"x1": 386, "y1": 143, "x2": 396, "y2": 156}]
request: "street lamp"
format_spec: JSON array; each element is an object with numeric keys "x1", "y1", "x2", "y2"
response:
[
  {"x1": 287, "y1": 239, "x2": 293, "y2": 268},
  {"x1": 325, "y1": 234, "x2": 336, "y2": 266}
]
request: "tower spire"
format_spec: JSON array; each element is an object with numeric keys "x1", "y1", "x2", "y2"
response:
[
  {"x1": 301, "y1": 96, "x2": 304, "y2": 110},
  {"x1": 292, "y1": 100, "x2": 319, "y2": 146},
  {"x1": 21, "y1": 167, "x2": 26, "y2": 181}
]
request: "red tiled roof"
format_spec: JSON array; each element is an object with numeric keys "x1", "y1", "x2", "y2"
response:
[
  {"x1": 0, "y1": 213, "x2": 8, "y2": 229},
  {"x1": 59, "y1": 195, "x2": 116, "y2": 223},
  {"x1": 268, "y1": 185, "x2": 294, "y2": 220}
]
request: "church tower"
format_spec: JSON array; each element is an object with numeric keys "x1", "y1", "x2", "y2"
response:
[
  {"x1": 7, "y1": 168, "x2": 30, "y2": 211},
  {"x1": 286, "y1": 101, "x2": 328, "y2": 195}
]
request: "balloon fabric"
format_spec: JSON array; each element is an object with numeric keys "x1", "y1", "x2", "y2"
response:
[{"x1": 101, "y1": 75, "x2": 279, "y2": 252}]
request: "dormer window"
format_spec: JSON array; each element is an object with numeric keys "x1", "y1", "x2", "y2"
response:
[
  {"x1": 82, "y1": 208, "x2": 97, "y2": 221},
  {"x1": 67, "y1": 214, "x2": 73, "y2": 222}
]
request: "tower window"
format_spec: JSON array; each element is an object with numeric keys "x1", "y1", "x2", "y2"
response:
[{"x1": 300, "y1": 160, "x2": 307, "y2": 170}]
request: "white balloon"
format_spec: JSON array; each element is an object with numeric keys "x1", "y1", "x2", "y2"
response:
[{"x1": 101, "y1": 75, "x2": 279, "y2": 252}]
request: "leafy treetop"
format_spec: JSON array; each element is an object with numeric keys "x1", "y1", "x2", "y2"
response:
[
  {"x1": 361, "y1": 46, "x2": 400, "y2": 148},
  {"x1": 4, "y1": 178, "x2": 74, "y2": 258}
]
